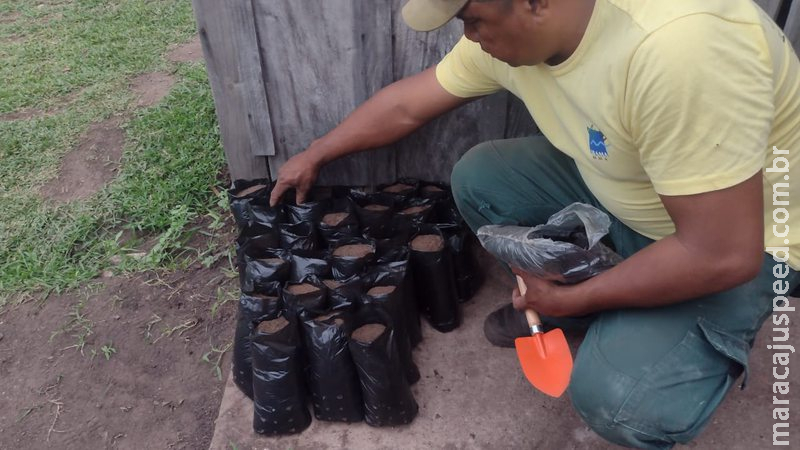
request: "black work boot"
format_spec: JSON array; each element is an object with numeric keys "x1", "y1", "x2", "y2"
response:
[{"x1": 483, "y1": 303, "x2": 530, "y2": 348}]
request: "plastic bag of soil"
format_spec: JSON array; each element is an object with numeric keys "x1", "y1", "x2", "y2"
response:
[
  {"x1": 301, "y1": 311, "x2": 364, "y2": 423},
  {"x1": 235, "y1": 229, "x2": 282, "y2": 289},
  {"x1": 361, "y1": 283, "x2": 420, "y2": 384},
  {"x1": 252, "y1": 312, "x2": 312, "y2": 435},
  {"x1": 283, "y1": 278, "x2": 329, "y2": 317},
  {"x1": 348, "y1": 309, "x2": 419, "y2": 427},
  {"x1": 418, "y1": 181, "x2": 451, "y2": 202},
  {"x1": 321, "y1": 276, "x2": 364, "y2": 311},
  {"x1": 279, "y1": 221, "x2": 318, "y2": 251},
  {"x1": 377, "y1": 179, "x2": 419, "y2": 203},
  {"x1": 233, "y1": 283, "x2": 283, "y2": 399},
  {"x1": 409, "y1": 225, "x2": 461, "y2": 332},
  {"x1": 476, "y1": 202, "x2": 622, "y2": 284},
  {"x1": 283, "y1": 190, "x2": 328, "y2": 225},
  {"x1": 288, "y1": 249, "x2": 331, "y2": 283},
  {"x1": 318, "y1": 198, "x2": 361, "y2": 248},
  {"x1": 395, "y1": 197, "x2": 435, "y2": 226},
  {"x1": 228, "y1": 179, "x2": 284, "y2": 230},
  {"x1": 330, "y1": 237, "x2": 376, "y2": 280},
  {"x1": 438, "y1": 222, "x2": 484, "y2": 303},
  {"x1": 369, "y1": 249, "x2": 422, "y2": 348},
  {"x1": 349, "y1": 191, "x2": 396, "y2": 237},
  {"x1": 240, "y1": 249, "x2": 291, "y2": 294},
  {"x1": 369, "y1": 218, "x2": 414, "y2": 258}
]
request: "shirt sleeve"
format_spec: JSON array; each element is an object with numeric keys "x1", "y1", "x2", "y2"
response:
[
  {"x1": 435, "y1": 36, "x2": 504, "y2": 98},
  {"x1": 625, "y1": 14, "x2": 774, "y2": 196}
]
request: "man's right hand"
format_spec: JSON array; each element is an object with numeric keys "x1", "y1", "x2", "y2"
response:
[{"x1": 269, "y1": 149, "x2": 322, "y2": 206}]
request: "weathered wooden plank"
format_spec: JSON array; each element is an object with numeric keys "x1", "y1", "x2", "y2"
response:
[
  {"x1": 191, "y1": 0, "x2": 273, "y2": 181},
  {"x1": 354, "y1": 1, "x2": 397, "y2": 187},
  {"x1": 253, "y1": 0, "x2": 393, "y2": 186},
  {"x1": 754, "y1": 0, "x2": 785, "y2": 19},
  {"x1": 390, "y1": 0, "x2": 508, "y2": 183},
  {"x1": 784, "y1": 0, "x2": 800, "y2": 52}
]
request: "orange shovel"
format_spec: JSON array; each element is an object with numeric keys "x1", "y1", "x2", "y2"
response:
[{"x1": 514, "y1": 275, "x2": 573, "y2": 397}]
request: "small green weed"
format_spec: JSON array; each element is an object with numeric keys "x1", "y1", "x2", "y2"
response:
[{"x1": 201, "y1": 342, "x2": 232, "y2": 381}]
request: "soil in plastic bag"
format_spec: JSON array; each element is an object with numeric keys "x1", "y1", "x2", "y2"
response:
[
  {"x1": 438, "y1": 222, "x2": 483, "y2": 303},
  {"x1": 409, "y1": 226, "x2": 461, "y2": 332},
  {"x1": 361, "y1": 284, "x2": 420, "y2": 384},
  {"x1": 288, "y1": 249, "x2": 331, "y2": 283},
  {"x1": 322, "y1": 276, "x2": 364, "y2": 311},
  {"x1": 240, "y1": 249, "x2": 291, "y2": 294},
  {"x1": 377, "y1": 178, "x2": 419, "y2": 204},
  {"x1": 330, "y1": 237, "x2": 376, "y2": 280},
  {"x1": 282, "y1": 278, "x2": 328, "y2": 317},
  {"x1": 279, "y1": 221, "x2": 318, "y2": 251},
  {"x1": 228, "y1": 179, "x2": 283, "y2": 230},
  {"x1": 369, "y1": 249, "x2": 422, "y2": 348},
  {"x1": 283, "y1": 190, "x2": 327, "y2": 225},
  {"x1": 349, "y1": 191, "x2": 395, "y2": 237},
  {"x1": 395, "y1": 198, "x2": 435, "y2": 226},
  {"x1": 235, "y1": 230, "x2": 282, "y2": 289},
  {"x1": 318, "y1": 198, "x2": 360, "y2": 248},
  {"x1": 370, "y1": 218, "x2": 414, "y2": 257},
  {"x1": 477, "y1": 202, "x2": 622, "y2": 284},
  {"x1": 348, "y1": 309, "x2": 419, "y2": 427},
  {"x1": 233, "y1": 283, "x2": 282, "y2": 399},
  {"x1": 419, "y1": 181, "x2": 451, "y2": 202},
  {"x1": 252, "y1": 313, "x2": 311, "y2": 435},
  {"x1": 301, "y1": 312, "x2": 364, "y2": 423}
]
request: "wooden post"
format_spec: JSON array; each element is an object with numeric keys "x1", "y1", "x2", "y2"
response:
[{"x1": 191, "y1": 0, "x2": 274, "y2": 182}]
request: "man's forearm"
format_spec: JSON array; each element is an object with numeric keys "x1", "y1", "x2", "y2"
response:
[
  {"x1": 306, "y1": 66, "x2": 468, "y2": 165},
  {"x1": 561, "y1": 234, "x2": 762, "y2": 314}
]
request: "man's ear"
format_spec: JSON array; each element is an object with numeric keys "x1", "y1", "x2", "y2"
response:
[{"x1": 530, "y1": 0, "x2": 550, "y2": 16}]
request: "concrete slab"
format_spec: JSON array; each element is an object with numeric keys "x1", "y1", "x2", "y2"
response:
[{"x1": 210, "y1": 258, "x2": 799, "y2": 450}]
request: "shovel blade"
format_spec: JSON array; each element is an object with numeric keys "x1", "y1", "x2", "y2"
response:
[{"x1": 514, "y1": 328, "x2": 573, "y2": 397}]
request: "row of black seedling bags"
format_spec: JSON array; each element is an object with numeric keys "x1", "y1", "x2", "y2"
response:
[
  {"x1": 236, "y1": 284, "x2": 420, "y2": 434},
  {"x1": 227, "y1": 179, "x2": 484, "y2": 435},
  {"x1": 229, "y1": 178, "x2": 483, "y2": 328}
]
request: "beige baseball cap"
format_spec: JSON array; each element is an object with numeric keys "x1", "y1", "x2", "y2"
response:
[{"x1": 402, "y1": 0, "x2": 470, "y2": 31}]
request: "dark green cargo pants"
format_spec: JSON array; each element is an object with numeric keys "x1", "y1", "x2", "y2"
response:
[{"x1": 450, "y1": 135, "x2": 800, "y2": 449}]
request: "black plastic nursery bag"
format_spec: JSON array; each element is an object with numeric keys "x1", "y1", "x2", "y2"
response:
[
  {"x1": 232, "y1": 283, "x2": 283, "y2": 399},
  {"x1": 301, "y1": 312, "x2": 364, "y2": 422},
  {"x1": 477, "y1": 202, "x2": 622, "y2": 284},
  {"x1": 348, "y1": 310, "x2": 418, "y2": 427},
  {"x1": 252, "y1": 313, "x2": 311, "y2": 435}
]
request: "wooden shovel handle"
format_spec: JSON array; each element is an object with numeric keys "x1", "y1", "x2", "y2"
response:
[{"x1": 516, "y1": 275, "x2": 543, "y2": 329}]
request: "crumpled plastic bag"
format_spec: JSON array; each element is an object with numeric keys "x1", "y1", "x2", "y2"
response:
[{"x1": 477, "y1": 203, "x2": 622, "y2": 284}]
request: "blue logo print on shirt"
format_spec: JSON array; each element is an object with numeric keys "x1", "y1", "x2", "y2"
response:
[{"x1": 588, "y1": 127, "x2": 608, "y2": 159}]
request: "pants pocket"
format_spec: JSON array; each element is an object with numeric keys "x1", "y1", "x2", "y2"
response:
[{"x1": 612, "y1": 317, "x2": 750, "y2": 445}]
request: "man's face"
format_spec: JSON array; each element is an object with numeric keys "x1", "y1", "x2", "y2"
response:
[{"x1": 457, "y1": 0, "x2": 555, "y2": 67}]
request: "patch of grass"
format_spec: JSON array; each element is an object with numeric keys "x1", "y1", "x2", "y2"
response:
[
  {"x1": 0, "y1": 64, "x2": 227, "y2": 300},
  {"x1": 50, "y1": 297, "x2": 94, "y2": 356},
  {"x1": 0, "y1": 0, "x2": 195, "y2": 114}
]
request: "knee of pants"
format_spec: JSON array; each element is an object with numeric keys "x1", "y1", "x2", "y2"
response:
[
  {"x1": 569, "y1": 324, "x2": 742, "y2": 450},
  {"x1": 450, "y1": 141, "x2": 496, "y2": 213},
  {"x1": 569, "y1": 357, "x2": 676, "y2": 450}
]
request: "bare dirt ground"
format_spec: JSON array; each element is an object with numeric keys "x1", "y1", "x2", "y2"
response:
[
  {"x1": 0, "y1": 262, "x2": 238, "y2": 450},
  {"x1": 39, "y1": 117, "x2": 127, "y2": 203},
  {"x1": 0, "y1": 36, "x2": 238, "y2": 449}
]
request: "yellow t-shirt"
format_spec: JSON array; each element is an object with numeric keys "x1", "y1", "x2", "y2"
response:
[{"x1": 436, "y1": 0, "x2": 800, "y2": 269}]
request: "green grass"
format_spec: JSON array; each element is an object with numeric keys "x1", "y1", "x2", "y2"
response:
[{"x1": 0, "y1": 1, "x2": 231, "y2": 304}]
